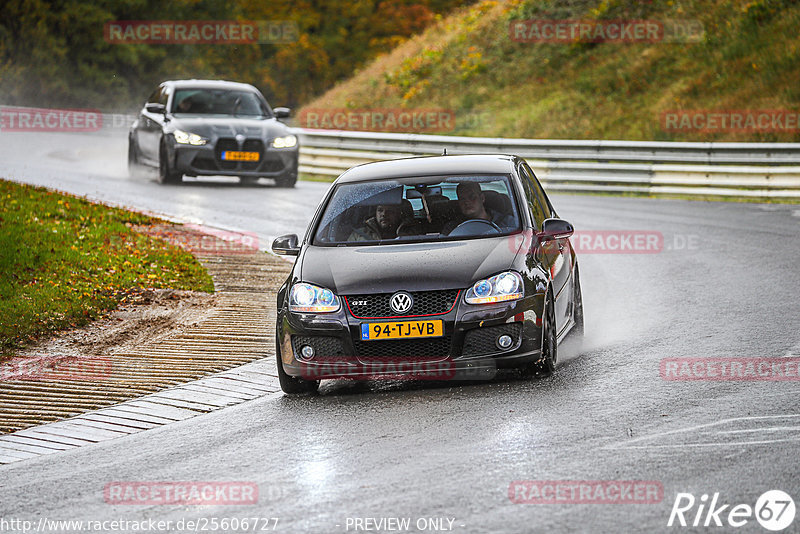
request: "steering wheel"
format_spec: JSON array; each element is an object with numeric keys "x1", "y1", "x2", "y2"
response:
[
  {"x1": 448, "y1": 219, "x2": 501, "y2": 237},
  {"x1": 396, "y1": 220, "x2": 423, "y2": 236}
]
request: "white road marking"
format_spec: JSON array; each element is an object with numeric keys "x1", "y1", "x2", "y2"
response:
[
  {"x1": 615, "y1": 438, "x2": 800, "y2": 449},
  {"x1": 605, "y1": 414, "x2": 800, "y2": 450},
  {"x1": 715, "y1": 426, "x2": 800, "y2": 434},
  {"x1": 782, "y1": 340, "x2": 800, "y2": 356}
]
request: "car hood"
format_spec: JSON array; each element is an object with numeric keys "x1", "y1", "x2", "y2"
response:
[
  {"x1": 168, "y1": 116, "x2": 289, "y2": 139},
  {"x1": 300, "y1": 236, "x2": 523, "y2": 295}
]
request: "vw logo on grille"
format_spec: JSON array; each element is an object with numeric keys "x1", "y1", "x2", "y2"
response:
[
  {"x1": 235, "y1": 134, "x2": 245, "y2": 144},
  {"x1": 390, "y1": 292, "x2": 413, "y2": 314}
]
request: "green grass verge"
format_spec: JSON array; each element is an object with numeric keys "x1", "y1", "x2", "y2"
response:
[
  {"x1": 301, "y1": 0, "x2": 800, "y2": 143},
  {"x1": 0, "y1": 179, "x2": 214, "y2": 357}
]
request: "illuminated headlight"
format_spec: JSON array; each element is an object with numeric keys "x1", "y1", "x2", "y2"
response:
[
  {"x1": 464, "y1": 271, "x2": 524, "y2": 305},
  {"x1": 173, "y1": 129, "x2": 207, "y2": 145},
  {"x1": 272, "y1": 134, "x2": 297, "y2": 149},
  {"x1": 289, "y1": 283, "x2": 340, "y2": 313}
]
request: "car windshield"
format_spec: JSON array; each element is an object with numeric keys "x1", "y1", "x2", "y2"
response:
[
  {"x1": 313, "y1": 175, "x2": 521, "y2": 246},
  {"x1": 171, "y1": 89, "x2": 270, "y2": 117}
]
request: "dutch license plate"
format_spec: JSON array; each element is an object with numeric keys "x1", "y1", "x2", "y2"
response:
[
  {"x1": 222, "y1": 150, "x2": 260, "y2": 162},
  {"x1": 361, "y1": 320, "x2": 443, "y2": 341}
]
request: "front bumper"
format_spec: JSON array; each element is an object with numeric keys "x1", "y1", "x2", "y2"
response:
[
  {"x1": 169, "y1": 140, "x2": 298, "y2": 178},
  {"x1": 278, "y1": 293, "x2": 545, "y2": 381}
]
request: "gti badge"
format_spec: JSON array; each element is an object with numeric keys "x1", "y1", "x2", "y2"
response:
[{"x1": 390, "y1": 292, "x2": 413, "y2": 314}]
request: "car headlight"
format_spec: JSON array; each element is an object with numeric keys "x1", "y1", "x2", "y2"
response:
[
  {"x1": 289, "y1": 283, "x2": 340, "y2": 313},
  {"x1": 272, "y1": 134, "x2": 297, "y2": 149},
  {"x1": 173, "y1": 129, "x2": 207, "y2": 145},
  {"x1": 464, "y1": 271, "x2": 524, "y2": 305}
]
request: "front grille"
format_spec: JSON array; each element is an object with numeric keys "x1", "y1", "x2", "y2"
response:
[
  {"x1": 241, "y1": 139, "x2": 264, "y2": 171},
  {"x1": 461, "y1": 323, "x2": 523, "y2": 357},
  {"x1": 215, "y1": 138, "x2": 238, "y2": 170},
  {"x1": 345, "y1": 290, "x2": 459, "y2": 318},
  {"x1": 353, "y1": 336, "x2": 452, "y2": 359},
  {"x1": 211, "y1": 138, "x2": 281, "y2": 173},
  {"x1": 291, "y1": 335, "x2": 345, "y2": 360}
]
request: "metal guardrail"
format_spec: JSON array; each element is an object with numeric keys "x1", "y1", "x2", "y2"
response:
[
  {"x1": 4, "y1": 105, "x2": 796, "y2": 199},
  {"x1": 295, "y1": 129, "x2": 800, "y2": 199}
]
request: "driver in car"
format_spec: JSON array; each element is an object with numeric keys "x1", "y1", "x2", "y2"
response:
[
  {"x1": 348, "y1": 204, "x2": 404, "y2": 241},
  {"x1": 176, "y1": 96, "x2": 193, "y2": 113},
  {"x1": 442, "y1": 182, "x2": 515, "y2": 235}
]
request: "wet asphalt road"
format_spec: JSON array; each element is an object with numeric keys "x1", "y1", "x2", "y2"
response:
[{"x1": 1, "y1": 131, "x2": 799, "y2": 533}]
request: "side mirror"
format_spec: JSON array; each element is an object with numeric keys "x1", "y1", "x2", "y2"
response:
[
  {"x1": 273, "y1": 107, "x2": 291, "y2": 119},
  {"x1": 539, "y1": 218, "x2": 574, "y2": 241},
  {"x1": 272, "y1": 234, "x2": 300, "y2": 256},
  {"x1": 145, "y1": 103, "x2": 166, "y2": 115}
]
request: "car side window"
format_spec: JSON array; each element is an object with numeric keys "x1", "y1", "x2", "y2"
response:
[
  {"x1": 158, "y1": 87, "x2": 169, "y2": 106},
  {"x1": 518, "y1": 163, "x2": 548, "y2": 229},
  {"x1": 524, "y1": 162, "x2": 553, "y2": 218},
  {"x1": 147, "y1": 87, "x2": 162, "y2": 104}
]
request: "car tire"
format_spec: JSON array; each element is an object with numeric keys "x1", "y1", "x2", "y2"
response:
[
  {"x1": 572, "y1": 266, "x2": 584, "y2": 338},
  {"x1": 522, "y1": 290, "x2": 557, "y2": 378},
  {"x1": 274, "y1": 172, "x2": 297, "y2": 188},
  {"x1": 276, "y1": 335, "x2": 319, "y2": 394},
  {"x1": 158, "y1": 141, "x2": 183, "y2": 185},
  {"x1": 128, "y1": 137, "x2": 146, "y2": 178}
]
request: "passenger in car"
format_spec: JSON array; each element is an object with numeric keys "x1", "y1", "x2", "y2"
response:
[
  {"x1": 348, "y1": 204, "x2": 404, "y2": 241},
  {"x1": 441, "y1": 182, "x2": 515, "y2": 234},
  {"x1": 176, "y1": 97, "x2": 193, "y2": 113}
]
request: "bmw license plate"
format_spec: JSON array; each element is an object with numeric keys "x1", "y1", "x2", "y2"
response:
[
  {"x1": 222, "y1": 150, "x2": 260, "y2": 162},
  {"x1": 361, "y1": 320, "x2": 443, "y2": 341}
]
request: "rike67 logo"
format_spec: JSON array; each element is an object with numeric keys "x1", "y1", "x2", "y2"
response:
[{"x1": 668, "y1": 490, "x2": 795, "y2": 531}]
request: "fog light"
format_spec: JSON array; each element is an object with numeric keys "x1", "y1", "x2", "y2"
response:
[
  {"x1": 496, "y1": 335, "x2": 513, "y2": 350},
  {"x1": 300, "y1": 345, "x2": 315, "y2": 360}
]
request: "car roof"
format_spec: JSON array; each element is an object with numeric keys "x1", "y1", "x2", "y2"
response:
[
  {"x1": 335, "y1": 154, "x2": 519, "y2": 183},
  {"x1": 163, "y1": 79, "x2": 260, "y2": 92}
]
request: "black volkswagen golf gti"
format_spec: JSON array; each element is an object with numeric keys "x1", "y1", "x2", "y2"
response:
[
  {"x1": 128, "y1": 79, "x2": 299, "y2": 187},
  {"x1": 272, "y1": 155, "x2": 583, "y2": 394}
]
